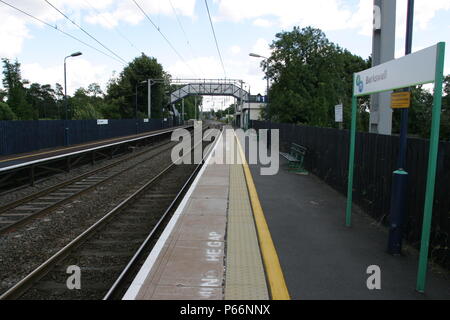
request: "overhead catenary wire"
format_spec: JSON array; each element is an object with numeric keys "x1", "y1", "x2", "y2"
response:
[
  {"x1": 131, "y1": 0, "x2": 198, "y2": 77},
  {"x1": 0, "y1": 0, "x2": 125, "y2": 65},
  {"x1": 44, "y1": 0, "x2": 128, "y2": 64},
  {"x1": 168, "y1": 0, "x2": 205, "y2": 76},
  {"x1": 83, "y1": 0, "x2": 143, "y2": 55},
  {"x1": 204, "y1": 0, "x2": 227, "y2": 78}
]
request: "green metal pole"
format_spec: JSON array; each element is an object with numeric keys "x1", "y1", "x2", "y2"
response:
[
  {"x1": 346, "y1": 92, "x2": 357, "y2": 227},
  {"x1": 416, "y1": 42, "x2": 445, "y2": 293}
]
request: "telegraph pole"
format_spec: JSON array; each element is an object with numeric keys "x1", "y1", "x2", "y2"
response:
[{"x1": 147, "y1": 79, "x2": 151, "y2": 119}]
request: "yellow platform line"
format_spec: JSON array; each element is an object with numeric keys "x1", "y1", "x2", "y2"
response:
[{"x1": 235, "y1": 133, "x2": 291, "y2": 300}]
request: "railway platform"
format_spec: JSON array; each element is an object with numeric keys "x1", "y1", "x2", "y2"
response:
[
  {"x1": 124, "y1": 127, "x2": 450, "y2": 300},
  {"x1": 123, "y1": 129, "x2": 278, "y2": 300},
  {"x1": 0, "y1": 125, "x2": 190, "y2": 170}
]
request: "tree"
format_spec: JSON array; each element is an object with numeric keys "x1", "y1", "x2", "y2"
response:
[
  {"x1": 0, "y1": 88, "x2": 7, "y2": 102},
  {"x1": 106, "y1": 54, "x2": 169, "y2": 119},
  {"x1": 389, "y1": 75, "x2": 450, "y2": 141},
  {"x1": 0, "y1": 101, "x2": 16, "y2": 120},
  {"x1": 172, "y1": 94, "x2": 202, "y2": 120},
  {"x1": 87, "y1": 83, "x2": 103, "y2": 98},
  {"x1": 70, "y1": 87, "x2": 103, "y2": 120},
  {"x1": 263, "y1": 26, "x2": 370, "y2": 129},
  {"x1": 26, "y1": 83, "x2": 59, "y2": 119},
  {"x1": 2, "y1": 58, "x2": 34, "y2": 119}
]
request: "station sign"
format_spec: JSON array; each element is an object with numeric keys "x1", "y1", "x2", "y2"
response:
[
  {"x1": 354, "y1": 44, "x2": 438, "y2": 96},
  {"x1": 334, "y1": 104, "x2": 343, "y2": 122},
  {"x1": 391, "y1": 92, "x2": 411, "y2": 109}
]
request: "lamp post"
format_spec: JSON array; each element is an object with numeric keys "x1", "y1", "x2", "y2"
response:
[
  {"x1": 147, "y1": 79, "x2": 168, "y2": 120},
  {"x1": 249, "y1": 53, "x2": 270, "y2": 120},
  {"x1": 64, "y1": 51, "x2": 82, "y2": 146},
  {"x1": 135, "y1": 80, "x2": 147, "y2": 134},
  {"x1": 250, "y1": 52, "x2": 271, "y2": 146}
]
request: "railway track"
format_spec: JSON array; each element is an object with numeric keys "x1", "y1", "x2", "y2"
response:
[
  {"x1": 0, "y1": 126, "x2": 219, "y2": 300},
  {"x1": 0, "y1": 128, "x2": 199, "y2": 234}
]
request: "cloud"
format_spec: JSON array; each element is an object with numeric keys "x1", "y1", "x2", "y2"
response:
[
  {"x1": 0, "y1": 0, "x2": 106, "y2": 57},
  {"x1": 230, "y1": 45, "x2": 241, "y2": 55},
  {"x1": 168, "y1": 56, "x2": 223, "y2": 79},
  {"x1": 214, "y1": 0, "x2": 353, "y2": 30},
  {"x1": 415, "y1": 0, "x2": 450, "y2": 29},
  {"x1": 250, "y1": 38, "x2": 271, "y2": 59},
  {"x1": 0, "y1": 13, "x2": 30, "y2": 57},
  {"x1": 253, "y1": 18, "x2": 273, "y2": 28},
  {"x1": 0, "y1": 0, "x2": 197, "y2": 58},
  {"x1": 22, "y1": 58, "x2": 111, "y2": 95},
  {"x1": 215, "y1": 0, "x2": 450, "y2": 35},
  {"x1": 84, "y1": 0, "x2": 197, "y2": 29}
]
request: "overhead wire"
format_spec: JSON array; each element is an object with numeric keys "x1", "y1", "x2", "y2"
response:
[
  {"x1": 204, "y1": 0, "x2": 227, "y2": 78},
  {"x1": 82, "y1": 0, "x2": 143, "y2": 55},
  {"x1": 44, "y1": 0, "x2": 128, "y2": 64},
  {"x1": 168, "y1": 0, "x2": 205, "y2": 76},
  {"x1": 131, "y1": 0, "x2": 198, "y2": 77},
  {"x1": 0, "y1": 0, "x2": 125, "y2": 65}
]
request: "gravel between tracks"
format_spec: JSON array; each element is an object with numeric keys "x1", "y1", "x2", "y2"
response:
[
  {"x1": 0, "y1": 138, "x2": 173, "y2": 206},
  {"x1": 0, "y1": 140, "x2": 178, "y2": 295}
]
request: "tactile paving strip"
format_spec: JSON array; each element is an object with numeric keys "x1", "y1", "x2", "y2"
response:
[{"x1": 225, "y1": 162, "x2": 269, "y2": 300}]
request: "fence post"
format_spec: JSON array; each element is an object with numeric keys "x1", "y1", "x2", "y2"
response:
[{"x1": 345, "y1": 94, "x2": 357, "y2": 227}]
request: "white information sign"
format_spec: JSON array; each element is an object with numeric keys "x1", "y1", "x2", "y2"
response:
[
  {"x1": 97, "y1": 119, "x2": 108, "y2": 125},
  {"x1": 143, "y1": 118, "x2": 149, "y2": 123},
  {"x1": 335, "y1": 104, "x2": 343, "y2": 122},
  {"x1": 354, "y1": 44, "x2": 437, "y2": 96}
]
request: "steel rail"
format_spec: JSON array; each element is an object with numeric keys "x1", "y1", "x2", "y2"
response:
[
  {"x1": 103, "y1": 127, "x2": 222, "y2": 300},
  {"x1": 0, "y1": 125, "x2": 215, "y2": 300},
  {"x1": 0, "y1": 140, "x2": 175, "y2": 234}
]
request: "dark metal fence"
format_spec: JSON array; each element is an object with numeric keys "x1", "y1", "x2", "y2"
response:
[
  {"x1": 253, "y1": 120, "x2": 450, "y2": 268},
  {"x1": 0, "y1": 118, "x2": 175, "y2": 156}
]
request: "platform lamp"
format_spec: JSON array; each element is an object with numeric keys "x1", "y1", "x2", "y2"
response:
[
  {"x1": 249, "y1": 52, "x2": 271, "y2": 146},
  {"x1": 249, "y1": 53, "x2": 270, "y2": 119},
  {"x1": 64, "y1": 51, "x2": 82, "y2": 146}
]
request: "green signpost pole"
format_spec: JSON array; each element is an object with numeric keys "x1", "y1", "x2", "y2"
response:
[
  {"x1": 345, "y1": 91, "x2": 357, "y2": 227},
  {"x1": 416, "y1": 42, "x2": 445, "y2": 293}
]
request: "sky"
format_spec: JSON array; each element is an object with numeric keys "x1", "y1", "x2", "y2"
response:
[{"x1": 0, "y1": 0, "x2": 449, "y2": 111}]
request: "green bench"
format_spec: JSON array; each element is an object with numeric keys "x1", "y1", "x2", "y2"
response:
[{"x1": 280, "y1": 142, "x2": 308, "y2": 173}]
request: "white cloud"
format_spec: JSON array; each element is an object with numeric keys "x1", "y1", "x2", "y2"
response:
[
  {"x1": 251, "y1": 38, "x2": 271, "y2": 59},
  {"x1": 168, "y1": 56, "x2": 223, "y2": 79},
  {"x1": 0, "y1": 0, "x2": 197, "y2": 58},
  {"x1": 0, "y1": 0, "x2": 109, "y2": 57},
  {"x1": 0, "y1": 13, "x2": 30, "y2": 57},
  {"x1": 84, "y1": 0, "x2": 197, "y2": 29},
  {"x1": 253, "y1": 18, "x2": 273, "y2": 28},
  {"x1": 215, "y1": 0, "x2": 353, "y2": 30},
  {"x1": 22, "y1": 58, "x2": 110, "y2": 95},
  {"x1": 230, "y1": 45, "x2": 241, "y2": 55},
  {"x1": 215, "y1": 0, "x2": 450, "y2": 35},
  {"x1": 415, "y1": 0, "x2": 450, "y2": 29}
]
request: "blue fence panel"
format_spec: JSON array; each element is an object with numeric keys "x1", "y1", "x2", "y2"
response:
[{"x1": 0, "y1": 118, "x2": 174, "y2": 156}]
